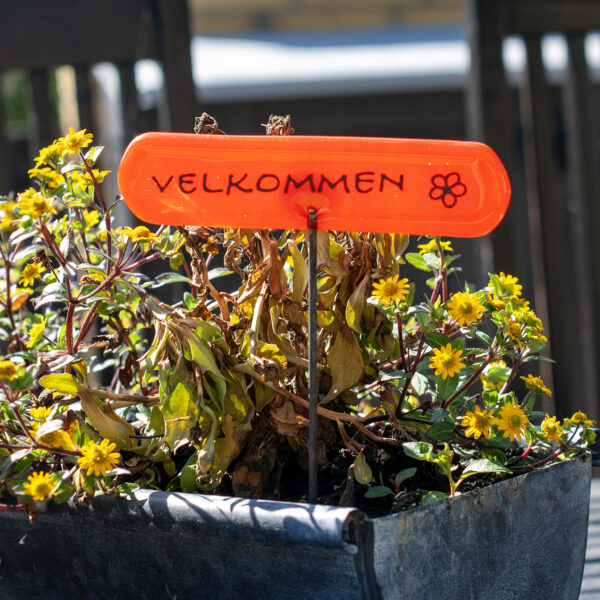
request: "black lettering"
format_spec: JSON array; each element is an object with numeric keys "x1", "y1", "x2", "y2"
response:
[
  {"x1": 152, "y1": 175, "x2": 173, "y2": 193},
  {"x1": 284, "y1": 174, "x2": 315, "y2": 193},
  {"x1": 379, "y1": 174, "x2": 404, "y2": 192},
  {"x1": 355, "y1": 172, "x2": 375, "y2": 194},
  {"x1": 256, "y1": 173, "x2": 280, "y2": 192},
  {"x1": 178, "y1": 173, "x2": 196, "y2": 194},
  {"x1": 318, "y1": 174, "x2": 349, "y2": 193},
  {"x1": 202, "y1": 174, "x2": 223, "y2": 193},
  {"x1": 227, "y1": 174, "x2": 252, "y2": 195}
]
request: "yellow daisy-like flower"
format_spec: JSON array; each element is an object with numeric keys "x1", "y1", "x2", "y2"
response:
[
  {"x1": 29, "y1": 405, "x2": 52, "y2": 421},
  {"x1": 24, "y1": 471, "x2": 56, "y2": 502},
  {"x1": 122, "y1": 225, "x2": 160, "y2": 244},
  {"x1": 28, "y1": 167, "x2": 65, "y2": 189},
  {"x1": 429, "y1": 343, "x2": 465, "y2": 380},
  {"x1": 0, "y1": 360, "x2": 19, "y2": 381},
  {"x1": 77, "y1": 439, "x2": 121, "y2": 477},
  {"x1": 520, "y1": 374, "x2": 552, "y2": 396},
  {"x1": 493, "y1": 272, "x2": 523, "y2": 298},
  {"x1": 461, "y1": 406, "x2": 494, "y2": 439},
  {"x1": 479, "y1": 359, "x2": 508, "y2": 391},
  {"x1": 68, "y1": 169, "x2": 110, "y2": 194},
  {"x1": 371, "y1": 275, "x2": 410, "y2": 306},
  {"x1": 541, "y1": 415, "x2": 565, "y2": 443},
  {"x1": 486, "y1": 292, "x2": 506, "y2": 311},
  {"x1": 503, "y1": 317, "x2": 523, "y2": 346},
  {"x1": 17, "y1": 188, "x2": 56, "y2": 219},
  {"x1": 446, "y1": 291, "x2": 485, "y2": 327},
  {"x1": 417, "y1": 239, "x2": 453, "y2": 254},
  {"x1": 19, "y1": 262, "x2": 45, "y2": 287},
  {"x1": 83, "y1": 210, "x2": 100, "y2": 228},
  {"x1": 568, "y1": 411, "x2": 596, "y2": 428},
  {"x1": 26, "y1": 317, "x2": 47, "y2": 349},
  {"x1": 33, "y1": 141, "x2": 62, "y2": 167},
  {"x1": 56, "y1": 127, "x2": 93, "y2": 157},
  {"x1": 494, "y1": 403, "x2": 529, "y2": 442}
]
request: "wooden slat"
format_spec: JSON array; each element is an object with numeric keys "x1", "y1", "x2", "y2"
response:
[
  {"x1": 117, "y1": 62, "x2": 139, "y2": 142},
  {"x1": 74, "y1": 65, "x2": 94, "y2": 133},
  {"x1": 521, "y1": 36, "x2": 583, "y2": 417},
  {"x1": 156, "y1": 0, "x2": 197, "y2": 132},
  {"x1": 466, "y1": 0, "x2": 534, "y2": 290},
  {"x1": 27, "y1": 68, "x2": 55, "y2": 153},
  {"x1": 508, "y1": 0, "x2": 600, "y2": 35},
  {"x1": 561, "y1": 34, "x2": 600, "y2": 419},
  {"x1": 0, "y1": 0, "x2": 158, "y2": 71}
]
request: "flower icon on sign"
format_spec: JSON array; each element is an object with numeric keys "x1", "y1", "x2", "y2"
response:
[{"x1": 429, "y1": 173, "x2": 467, "y2": 208}]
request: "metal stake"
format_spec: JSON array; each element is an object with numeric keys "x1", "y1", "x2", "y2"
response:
[{"x1": 307, "y1": 208, "x2": 318, "y2": 504}]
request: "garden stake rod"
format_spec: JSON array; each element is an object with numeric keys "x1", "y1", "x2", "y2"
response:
[{"x1": 307, "y1": 207, "x2": 318, "y2": 504}]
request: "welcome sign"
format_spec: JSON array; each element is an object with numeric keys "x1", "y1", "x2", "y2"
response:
[{"x1": 118, "y1": 133, "x2": 510, "y2": 236}]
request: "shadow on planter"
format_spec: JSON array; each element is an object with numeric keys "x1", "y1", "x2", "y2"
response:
[{"x1": 0, "y1": 454, "x2": 590, "y2": 600}]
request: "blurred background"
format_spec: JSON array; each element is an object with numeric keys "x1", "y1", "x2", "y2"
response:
[{"x1": 0, "y1": 0, "x2": 599, "y2": 420}]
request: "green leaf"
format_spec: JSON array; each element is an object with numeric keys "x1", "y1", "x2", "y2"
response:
[
  {"x1": 405, "y1": 252, "x2": 431, "y2": 271},
  {"x1": 426, "y1": 332, "x2": 451, "y2": 349},
  {"x1": 394, "y1": 467, "x2": 417, "y2": 488},
  {"x1": 462, "y1": 458, "x2": 512, "y2": 476},
  {"x1": 39, "y1": 373, "x2": 81, "y2": 395},
  {"x1": 353, "y1": 451, "x2": 373, "y2": 484},
  {"x1": 480, "y1": 448, "x2": 507, "y2": 464},
  {"x1": 402, "y1": 441, "x2": 433, "y2": 461},
  {"x1": 151, "y1": 272, "x2": 192, "y2": 288},
  {"x1": 179, "y1": 453, "x2": 198, "y2": 492},
  {"x1": 410, "y1": 372, "x2": 428, "y2": 396},
  {"x1": 162, "y1": 381, "x2": 200, "y2": 452},
  {"x1": 364, "y1": 486, "x2": 394, "y2": 499},
  {"x1": 346, "y1": 276, "x2": 368, "y2": 333},
  {"x1": 287, "y1": 240, "x2": 308, "y2": 304},
  {"x1": 207, "y1": 267, "x2": 233, "y2": 280},
  {"x1": 426, "y1": 420, "x2": 456, "y2": 441},
  {"x1": 422, "y1": 252, "x2": 442, "y2": 270},
  {"x1": 323, "y1": 328, "x2": 364, "y2": 403},
  {"x1": 422, "y1": 490, "x2": 448, "y2": 506},
  {"x1": 437, "y1": 374, "x2": 459, "y2": 400}
]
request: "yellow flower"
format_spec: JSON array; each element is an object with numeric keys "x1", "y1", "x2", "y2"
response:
[
  {"x1": 83, "y1": 210, "x2": 100, "y2": 228},
  {"x1": 567, "y1": 411, "x2": 596, "y2": 428},
  {"x1": 429, "y1": 343, "x2": 465, "y2": 380},
  {"x1": 479, "y1": 359, "x2": 508, "y2": 391},
  {"x1": 29, "y1": 406, "x2": 52, "y2": 421},
  {"x1": 28, "y1": 167, "x2": 65, "y2": 189},
  {"x1": 494, "y1": 403, "x2": 529, "y2": 442},
  {"x1": 19, "y1": 262, "x2": 45, "y2": 287},
  {"x1": 494, "y1": 272, "x2": 523, "y2": 298},
  {"x1": 520, "y1": 374, "x2": 551, "y2": 396},
  {"x1": 461, "y1": 406, "x2": 494, "y2": 439},
  {"x1": 39, "y1": 429, "x2": 74, "y2": 450},
  {"x1": 67, "y1": 169, "x2": 110, "y2": 194},
  {"x1": 33, "y1": 141, "x2": 62, "y2": 167},
  {"x1": 24, "y1": 471, "x2": 55, "y2": 502},
  {"x1": 17, "y1": 188, "x2": 56, "y2": 219},
  {"x1": 371, "y1": 275, "x2": 410, "y2": 306},
  {"x1": 486, "y1": 292, "x2": 506, "y2": 311},
  {"x1": 26, "y1": 317, "x2": 47, "y2": 348},
  {"x1": 447, "y1": 291, "x2": 485, "y2": 327},
  {"x1": 541, "y1": 415, "x2": 565, "y2": 443},
  {"x1": 503, "y1": 317, "x2": 523, "y2": 346},
  {"x1": 0, "y1": 360, "x2": 19, "y2": 381},
  {"x1": 56, "y1": 128, "x2": 93, "y2": 157},
  {"x1": 77, "y1": 439, "x2": 121, "y2": 477},
  {"x1": 417, "y1": 239, "x2": 453, "y2": 254},
  {"x1": 122, "y1": 225, "x2": 160, "y2": 244}
]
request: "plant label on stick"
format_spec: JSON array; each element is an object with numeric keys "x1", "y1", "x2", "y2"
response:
[{"x1": 118, "y1": 133, "x2": 510, "y2": 236}]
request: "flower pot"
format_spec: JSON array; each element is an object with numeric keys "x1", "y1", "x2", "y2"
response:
[{"x1": 0, "y1": 454, "x2": 590, "y2": 600}]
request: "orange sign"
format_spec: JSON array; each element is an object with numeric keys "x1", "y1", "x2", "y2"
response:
[{"x1": 118, "y1": 133, "x2": 510, "y2": 236}]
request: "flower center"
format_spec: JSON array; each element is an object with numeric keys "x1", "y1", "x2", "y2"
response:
[{"x1": 511, "y1": 415, "x2": 522, "y2": 427}]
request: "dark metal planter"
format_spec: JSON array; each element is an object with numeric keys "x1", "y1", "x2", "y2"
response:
[{"x1": 0, "y1": 454, "x2": 590, "y2": 600}]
